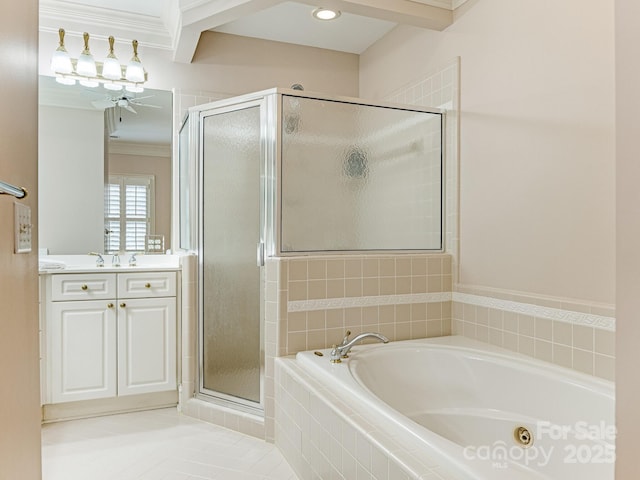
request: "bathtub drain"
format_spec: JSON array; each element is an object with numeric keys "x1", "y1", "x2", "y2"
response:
[{"x1": 514, "y1": 426, "x2": 533, "y2": 447}]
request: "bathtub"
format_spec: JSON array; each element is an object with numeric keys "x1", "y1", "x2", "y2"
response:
[{"x1": 294, "y1": 336, "x2": 614, "y2": 480}]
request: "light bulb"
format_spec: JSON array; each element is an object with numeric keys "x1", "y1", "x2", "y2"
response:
[
  {"x1": 76, "y1": 32, "x2": 97, "y2": 77},
  {"x1": 104, "y1": 82, "x2": 123, "y2": 91},
  {"x1": 102, "y1": 36, "x2": 122, "y2": 80},
  {"x1": 79, "y1": 78, "x2": 99, "y2": 88},
  {"x1": 55, "y1": 75, "x2": 76, "y2": 86},
  {"x1": 125, "y1": 84, "x2": 144, "y2": 93},
  {"x1": 125, "y1": 40, "x2": 145, "y2": 83},
  {"x1": 51, "y1": 28, "x2": 73, "y2": 74}
]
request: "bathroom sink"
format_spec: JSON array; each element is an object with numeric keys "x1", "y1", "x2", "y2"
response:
[{"x1": 39, "y1": 254, "x2": 181, "y2": 273}]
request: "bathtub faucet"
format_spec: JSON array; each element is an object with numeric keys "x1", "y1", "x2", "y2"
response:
[{"x1": 330, "y1": 332, "x2": 389, "y2": 363}]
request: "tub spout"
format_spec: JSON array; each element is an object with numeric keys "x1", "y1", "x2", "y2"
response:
[{"x1": 330, "y1": 332, "x2": 389, "y2": 363}]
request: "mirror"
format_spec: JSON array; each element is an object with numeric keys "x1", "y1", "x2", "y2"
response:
[{"x1": 38, "y1": 76, "x2": 173, "y2": 255}]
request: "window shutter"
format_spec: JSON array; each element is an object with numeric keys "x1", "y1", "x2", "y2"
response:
[
  {"x1": 104, "y1": 174, "x2": 154, "y2": 253},
  {"x1": 125, "y1": 183, "x2": 149, "y2": 251},
  {"x1": 105, "y1": 183, "x2": 121, "y2": 252}
]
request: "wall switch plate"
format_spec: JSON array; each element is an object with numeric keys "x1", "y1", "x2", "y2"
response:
[{"x1": 14, "y1": 202, "x2": 32, "y2": 254}]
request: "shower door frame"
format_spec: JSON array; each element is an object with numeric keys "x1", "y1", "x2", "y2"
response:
[
  {"x1": 195, "y1": 94, "x2": 275, "y2": 415},
  {"x1": 191, "y1": 88, "x2": 445, "y2": 416}
]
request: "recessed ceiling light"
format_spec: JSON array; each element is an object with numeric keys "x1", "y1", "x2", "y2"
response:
[{"x1": 312, "y1": 7, "x2": 341, "y2": 21}]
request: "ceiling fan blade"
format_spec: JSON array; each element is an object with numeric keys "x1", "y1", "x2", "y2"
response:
[
  {"x1": 129, "y1": 94, "x2": 155, "y2": 101},
  {"x1": 92, "y1": 99, "x2": 115, "y2": 109},
  {"x1": 131, "y1": 102, "x2": 162, "y2": 109},
  {"x1": 124, "y1": 104, "x2": 137, "y2": 114}
]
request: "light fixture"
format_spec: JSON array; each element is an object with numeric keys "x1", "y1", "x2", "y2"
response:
[
  {"x1": 50, "y1": 28, "x2": 73, "y2": 75},
  {"x1": 51, "y1": 28, "x2": 147, "y2": 92},
  {"x1": 125, "y1": 40, "x2": 145, "y2": 83},
  {"x1": 102, "y1": 36, "x2": 122, "y2": 80},
  {"x1": 312, "y1": 7, "x2": 341, "y2": 20},
  {"x1": 76, "y1": 32, "x2": 97, "y2": 78}
]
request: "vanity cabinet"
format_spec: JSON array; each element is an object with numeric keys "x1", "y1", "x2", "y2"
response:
[{"x1": 43, "y1": 271, "x2": 177, "y2": 405}]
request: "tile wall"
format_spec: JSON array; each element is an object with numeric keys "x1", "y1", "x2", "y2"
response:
[
  {"x1": 452, "y1": 286, "x2": 615, "y2": 381},
  {"x1": 175, "y1": 89, "x2": 230, "y2": 122},
  {"x1": 264, "y1": 253, "x2": 453, "y2": 441},
  {"x1": 271, "y1": 254, "x2": 453, "y2": 355},
  {"x1": 385, "y1": 57, "x2": 460, "y2": 286}
]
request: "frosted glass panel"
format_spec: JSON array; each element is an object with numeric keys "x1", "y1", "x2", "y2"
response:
[
  {"x1": 201, "y1": 106, "x2": 261, "y2": 404},
  {"x1": 281, "y1": 96, "x2": 442, "y2": 252}
]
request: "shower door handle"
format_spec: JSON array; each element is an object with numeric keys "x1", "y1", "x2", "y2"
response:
[{"x1": 256, "y1": 242, "x2": 265, "y2": 267}]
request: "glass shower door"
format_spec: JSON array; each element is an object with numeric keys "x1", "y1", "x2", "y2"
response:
[{"x1": 199, "y1": 101, "x2": 263, "y2": 409}]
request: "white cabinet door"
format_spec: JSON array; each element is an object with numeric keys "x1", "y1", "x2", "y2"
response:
[
  {"x1": 117, "y1": 297, "x2": 177, "y2": 396},
  {"x1": 50, "y1": 300, "x2": 117, "y2": 403}
]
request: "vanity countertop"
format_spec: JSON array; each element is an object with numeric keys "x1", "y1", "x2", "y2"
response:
[{"x1": 39, "y1": 254, "x2": 182, "y2": 274}]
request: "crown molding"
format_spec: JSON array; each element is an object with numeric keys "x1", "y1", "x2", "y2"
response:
[
  {"x1": 39, "y1": 0, "x2": 174, "y2": 51},
  {"x1": 108, "y1": 141, "x2": 172, "y2": 157}
]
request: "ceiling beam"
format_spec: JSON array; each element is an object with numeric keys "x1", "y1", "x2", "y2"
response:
[
  {"x1": 172, "y1": 25, "x2": 203, "y2": 63},
  {"x1": 173, "y1": 0, "x2": 283, "y2": 63}
]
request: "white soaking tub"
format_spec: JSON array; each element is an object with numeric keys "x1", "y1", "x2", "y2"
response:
[{"x1": 295, "y1": 336, "x2": 614, "y2": 480}]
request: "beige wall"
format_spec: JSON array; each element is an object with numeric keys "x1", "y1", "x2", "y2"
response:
[
  {"x1": 360, "y1": 0, "x2": 615, "y2": 306},
  {"x1": 109, "y1": 149, "x2": 172, "y2": 251},
  {"x1": 0, "y1": 0, "x2": 42, "y2": 478},
  {"x1": 615, "y1": 0, "x2": 640, "y2": 477}
]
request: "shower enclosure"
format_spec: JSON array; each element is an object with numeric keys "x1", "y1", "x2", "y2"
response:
[{"x1": 180, "y1": 88, "x2": 444, "y2": 414}]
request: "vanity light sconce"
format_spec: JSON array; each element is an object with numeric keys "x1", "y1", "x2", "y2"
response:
[{"x1": 51, "y1": 28, "x2": 147, "y2": 93}]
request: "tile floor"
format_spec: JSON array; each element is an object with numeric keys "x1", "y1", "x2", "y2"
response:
[{"x1": 41, "y1": 407, "x2": 298, "y2": 480}]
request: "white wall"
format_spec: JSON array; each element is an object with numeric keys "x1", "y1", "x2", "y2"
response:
[
  {"x1": 360, "y1": 0, "x2": 615, "y2": 306},
  {"x1": 0, "y1": 0, "x2": 41, "y2": 478},
  {"x1": 615, "y1": 0, "x2": 640, "y2": 476},
  {"x1": 38, "y1": 106, "x2": 104, "y2": 254}
]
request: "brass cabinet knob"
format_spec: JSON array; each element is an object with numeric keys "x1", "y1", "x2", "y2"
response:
[
  {"x1": 107, "y1": 303, "x2": 114, "y2": 309},
  {"x1": 144, "y1": 283, "x2": 151, "y2": 288},
  {"x1": 120, "y1": 303, "x2": 126, "y2": 308},
  {"x1": 81, "y1": 284, "x2": 88, "y2": 290}
]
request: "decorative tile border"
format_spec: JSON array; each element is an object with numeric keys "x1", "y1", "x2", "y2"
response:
[
  {"x1": 453, "y1": 292, "x2": 616, "y2": 332},
  {"x1": 288, "y1": 292, "x2": 453, "y2": 313}
]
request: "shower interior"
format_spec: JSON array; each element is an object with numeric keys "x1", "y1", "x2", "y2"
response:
[{"x1": 179, "y1": 88, "x2": 444, "y2": 415}]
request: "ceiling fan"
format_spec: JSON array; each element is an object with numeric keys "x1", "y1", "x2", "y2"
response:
[{"x1": 91, "y1": 94, "x2": 161, "y2": 114}]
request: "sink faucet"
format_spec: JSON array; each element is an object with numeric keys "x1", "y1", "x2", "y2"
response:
[
  {"x1": 330, "y1": 332, "x2": 389, "y2": 363},
  {"x1": 88, "y1": 252, "x2": 104, "y2": 267},
  {"x1": 129, "y1": 253, "x2": 138, "y2": 267}
]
